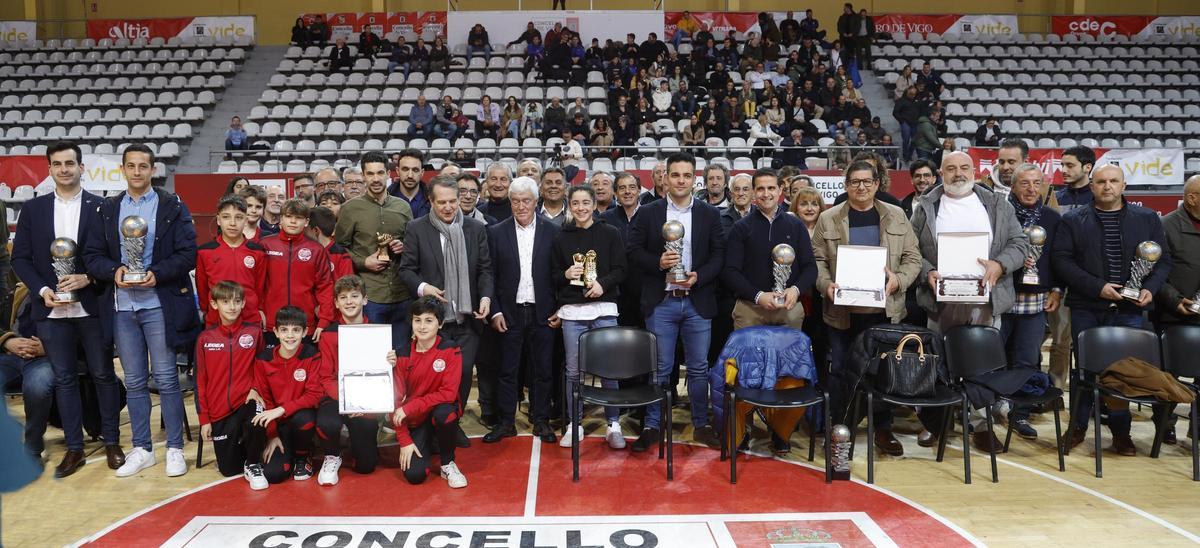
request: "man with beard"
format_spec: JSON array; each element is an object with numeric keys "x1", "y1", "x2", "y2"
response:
[
  {"x1": 910, "y1": 151, "x2": 1029, "y2": 452},
  {"x1": 478, "y1": 163, "x2": 514, "y2": 221},
  {"x1": 1047, "y1": 145, "x2": 1096, "y2": 389},
  {"x1": 983, "y1": 138, "x2": 1025, "y2": 199},
  {"x1": 901, "y1": 159, "x2": 937, "y2": 218},
  {"x1": 260, "y1": 185, "x2": 285, "y2": 236},
  {"x1": 387, "y1": 149, "x2": 430, "y2": 219},
  {"x1": 694, "y1": 164, "x2": 730, "y2": 209},
  {"x1": 293, "y1": 174, "x2": 316, "y2": 207}
]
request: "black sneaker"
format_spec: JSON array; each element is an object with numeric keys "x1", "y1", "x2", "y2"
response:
[
  {"x1": 693, "y1": 424, "x2": 720, "y2": 449},
  {"x1": 1013, "y1": 419, "x2": 1038, "y2": 440},
  {"x1": 292, "y1": 457, "x2": 313, "y2": 481},
  {"x1": 532, "y1": 421, "x2": 557, "y2": 443},
  {"x1": 482, "y1": 423, "x2": 517, "y2": 443},
  {"x1": 630, "y1": 428, "x2": 661, "y2": 453}
]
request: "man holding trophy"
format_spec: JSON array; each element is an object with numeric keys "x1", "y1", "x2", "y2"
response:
[
  {"x1": 1052, "y1": 164, "x2": 1172, "y2": 456},
  {"x1": 11, "y1": 141, "x2": 124, "y2": 478}
]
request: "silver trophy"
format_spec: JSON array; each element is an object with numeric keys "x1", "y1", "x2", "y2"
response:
[
  {"x1": 1022, "y1": 225, "x2": 1047, "y2": 285},
  {"x1": 50, "y1": 237, "x2": 79, "y2": 303},
  {"x1": 1188, "y1": 289, "x2": 1200, "y2": 315},
  {"x1": 1120, "y1": 241, "x2": 1162, "y2": 301},
  {"x1": 771, "y1": 244, "x2": 795, "y2": 306},
  {"x1": 662, "y1": 220, "x2": 687, "y2": 283},
  {"x1": 120, "y1": 215, "x2": 150, "y2": 283},
  {"x1": 830, "y1": 424, "x2": 851, "y2": 481}
]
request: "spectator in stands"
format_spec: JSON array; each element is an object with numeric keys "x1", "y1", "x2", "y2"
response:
[
  {"x1": 672, "y1": 80, "x2": 697, "y2": 118},
  {"x1": 566, "y1": 98, "x2": 589, "y2": 126},
  {"x1": 799, "y1": 9, "x2": 825, "y2": 41},
  {"x1": 522, "y1": 101, "x2": 543, "y2": 138},
  {"x1": 327, "y1": 37, "x2": 353, "y2": 72},
  {"x1": 291, "y1": 18, "x2": 309, "y2": 47},
  {"x1": 695, "y1": 97, "x2": 718, "y2": 137},
  {"x1": 568, "y1": 111, "x2": 590, "y2": 145},
  {"x1": 387, "y1": 149, "x2": 430, "y2": 219},
  {"x1": 410, "y1": 39, "x2": 429, "y2": 73},
  {"x1": 516, "y1": 159, "x2": 541, "y2": 180},
  {"x1": 452, "y1": 149, "x2": 474, "y2": 167},
  {"x1": 523, "y1": 34, "x2": 546, "y2": 74},
  {"x1": 568, "y1": 36, "x2": 585, "y2": 66},
  {"x1": 777, "y1": 128, "x2": 812, "y2": 169},
  {"x1": 916, "y1": 62, "x2": 945, "y2": 97},
  {"x1": 901, "y1": 159, "x2": 937, "y2": 217},
  {"x1": 583, "y1": 38, "x2": 605, "y2": 71},
  {"x1": 974, "y1": 117, "x2": 1002, "y2": 147},
  {"x1": 836, "y1": 4, "x2": 856, "y2": 49},
  {"x1": 893, "y1": 65, "x2": 913, "y2": 100},
  {"x1": 681, "y1": 114, "x2": 705, "y2": 153},
  {"x1": 877, "y1": 134, "x2": 898, "y2": 167},
  {"x1": 557, "y1": 129, "x2": 583, "y2": 182},
  {"x1": 844, "y1": 116, "x2": 864, "y2": 144},
  {"x1": 863, "y1": 116, "x2": 886, "y2": 144},
  {"x1": 761, "y1": 35, "x2": 782, "y2": 71},
  {"x1": 408, "y1": 95, "x2": 435, "y2": 139},
  {"x1": 476, "y1": 95, "x2": 500, "y2": 140},
  {"x1": 387, "y1": 36, "x2": 412, "y2": 77},
  {"x1": 433, "y1": 96, "x2": 459, "y2": 140},
  {"x1": 828, "y1": 39, "x2": 846, "y2": 72},
  {"x1": 590, "y1": 118, "x2": 614, "y2": 159},
  {"x1": 224, "y1": 116, "x2": 248, "y2": 155},
  {"x1": 855, "y1": 8, "x2": 875, "y2": 64},
  {"x1": 892, "y1": 86, "x2": 922, "y2": 162},
  {"x1": 543, "y1": 97, "x2": 567, "y2": 139},
  {"x1": 440, "y1": 162, "x2": 462, "y2": 177},
  {"x1": 827, "y1": 133, "x2": 852, "y2": 170},
  {"x1": 308, "y1": 15, "x2": 328, "y2": 48},
  {"x1": 544, "y1": 23, "x2": 564, "y2": 49},
  {"x1": 633, "y1": 96, "x2": 656, "y2": 137},
  {"x1": 780, "y1": 11, "x2": 801, "y2": 46},
  {"x1": 651, "y1": 81, "x2": 674, "y2": 117},
  {"x1": 673, "y1": 11, "x2": 701, "y2": 49},
  {"x1": 500, "y1": 97, "x2": 523, "y2": 140},
  {"x1": 467, "y1": 23, "x2": 493, "y2": 64},
  {"x1": 740, "y1": 33, "x2": 763, "y2": 73},
  {"x1": 613, "y1": 115, "x2": 637, "y2": 151},
  {"x1": 358, "y1": 29, "x2": 381, "y2": 59},
  {"x1": 428, "y1": 37, "x2": 449, "y2": 72},
  {"x1": 1057, "y1": 145, "x2": 1096, "y2": 211},
  {"x1": 638, "y1": 32, "x2": 668, "y2": 68},
  {"x1": 508, "y1": 22, "x2": 541, "y2": 47},
  {"x1": 914, "y1": 110, "x2": 941, "y2": 161}
]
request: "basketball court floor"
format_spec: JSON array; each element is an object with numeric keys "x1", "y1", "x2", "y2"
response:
[{"x1": 2, "y1": 374, "x2": 1198, "y2": 547}]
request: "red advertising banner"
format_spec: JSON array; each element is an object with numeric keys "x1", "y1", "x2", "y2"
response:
[
  {"x1": 873, "y1": 14, "x2": 961, "y2": 38},
  {"x1": 663, "y1": 12, "x2": 760, "y2": 41},
  {"x1": 1050, "y1": 16, "x2": 1152, "y2": 37},
  {"x1": 968, "y1": 147, "x2": 1072, "y2": 185},
  {"x1": 85, "y1": 16, "x2": 255, "y2": 40},
  {"x1": 303, "y1": 12, "x2": 446, "y2": 39}
]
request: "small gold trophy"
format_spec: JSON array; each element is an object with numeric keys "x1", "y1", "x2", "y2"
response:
[
  {"x1": 570, "y1": 253, "x2": 586, "y2": 286},
  {"x1": 583, "y1": 250, "x2": 598, "y2": 288},
  {"x1": 375, "y1": 232, "x2": 394, "y2": 262}
]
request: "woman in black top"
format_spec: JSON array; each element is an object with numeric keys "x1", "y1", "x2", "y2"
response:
[
  {"x1": 428, "y1": 37, "x2": 450, "y2": 72},
  {"x1": 291, "y1": 18, "x2": 308, "y2": 47}
]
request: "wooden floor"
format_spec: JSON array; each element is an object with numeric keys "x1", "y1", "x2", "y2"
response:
[{"x1": 3, "y1": 382, "x2": 1198, "y2": 547}]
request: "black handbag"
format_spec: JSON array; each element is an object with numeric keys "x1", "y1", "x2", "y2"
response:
[{"x1": 876, "y1": 334, "x2": 940, "y2": 398}]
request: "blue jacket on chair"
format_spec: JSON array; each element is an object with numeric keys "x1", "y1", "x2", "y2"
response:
[{"x1": 709, "y1": 326, "x2": 817, "y2": 433}]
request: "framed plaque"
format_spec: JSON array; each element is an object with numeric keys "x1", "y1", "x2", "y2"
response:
[
  {"x1": 337, "y1": 324, "x2": 395, "y2": 414},
  {"x1": 936, "y1": 232, "x2": 990, "y2": 303},
  {"x1": 833, "y1": 245, "x2": 887, "y2": 308}
]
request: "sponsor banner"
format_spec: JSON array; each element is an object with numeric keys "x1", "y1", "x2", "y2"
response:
[
  {"x1": 1137, "y1": 16, "x2": 1200, "y2": 39},
  {"x1": 447, "y1": 11, "x2": 662, "y2": 50},
  {"x1": 969, "y1": 147, "x2": 1184, "y2": 187},
  {"x1": 874, "y1": 14, "x2": 1017, "y2": 38},
  {"x1": 663, "y1": 11, "x2": 761, "y2": 41},
  {"x1": 969, "y1": 147, "x2": 1069, "y2": 185},
  {"x1": 85, "y1": 16, "x2": 255, "y2": 41},
  {"x1": 1050, "y1": 15, "x2": 1200, "y2": 38},
  {"x1": 302, "y1": 12, "x2": 446, "y2": 40},
  {"x1": 0, "y1": 154, "x2": 128, "y2": 191},
  {"x1": 0, "y1": 20, "x2": 36, "y2": 42}
]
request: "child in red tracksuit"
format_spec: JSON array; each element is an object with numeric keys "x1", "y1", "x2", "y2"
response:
[
  {"x1": 260, "y1": 199, "x2": 334, "y2": 339},
  {"x1": 313, "y1": 275, "x2": 389, "y2": 485},
  {"x1": 252, "y1": 306, "x2": 324, "y2": 484},
  {"x1": 194, "y1": 281, "x2": 271, "y2": 490},
  {"x1": 307, "y1": 206, "x2": 355, "y2": 283},
  {"x1": 196, "y1": 195, "x2": 268, "y2": 328},
  {"x1": 386, "y1": 296, "x2": 466, "y2": 488}
]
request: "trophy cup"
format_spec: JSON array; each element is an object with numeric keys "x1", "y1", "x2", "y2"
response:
[
  {"x1": 771, "y1": 244, "x2": 795, "y2": 306},
  {"x1": 662, "y1": 220, "x2": 687, "y2": 283},
  {"x1": 1188, "y1": 289, "x2": 1200, "y2": 315},
  {"x1": 50, "y1": 237, "x2": 79, "y2": 303},
  {"x1": 374, "y1": 232, "x2": 395, "y2": 262},
  {"x1": 570, "y1": 253, "x2": 587, "y2": 286},
  {"x1": 1120, "y1": 241, "x2": 1162, "y2": 301},
  {"x1": 583, "y1": 250, "x2": 598, "y2": 288},
  {"x1": 830, "y1": 424, "x2": 852, "y2": 481},
  {"x1": 120, "y1": 215, "x2": 149, "y2": 283},
  {"x1": 1022, "y1": 225, "x2": 1047, "y2": 285}
]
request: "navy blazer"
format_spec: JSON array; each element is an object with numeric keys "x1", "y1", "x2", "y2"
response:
[
  {"x1": 11, "y1": 190, "x2": 105, "y2": 321},
  {"x1": 82, "y1": 188, "x2": 201, "y2": 350},
  {"x1": 627, "y1": 198, "x2": 726, "y2": 318},
  {"x1": 488, "y1": 216, "x2": 559, "y2": 324}
]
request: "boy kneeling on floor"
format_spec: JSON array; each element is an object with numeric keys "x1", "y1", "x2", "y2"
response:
[{"x1": 253, "y1": 305, "x2": 323, "y2": 484}]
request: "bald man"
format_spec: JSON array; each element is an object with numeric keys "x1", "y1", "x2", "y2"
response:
[
  {"x1": 639, "y1": 161, "x2": 668, "y2": 205},
  {"x1": 314, "y1": 167, "x2": 343, "y2": 196},
  {"x1": 1052, "y1": 164, "x2": 1172, "y2": 456},
  {"x1": 1158, "y1": 174, "x2": 1200, "y2": 327}
]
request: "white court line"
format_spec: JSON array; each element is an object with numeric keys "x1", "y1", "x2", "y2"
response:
[
  {"x1": 70, "y1": 476, "x2": 239, "y2": 547},
  {"x1": 523, "y1": 437, "x2": 541, "y2": 517}
]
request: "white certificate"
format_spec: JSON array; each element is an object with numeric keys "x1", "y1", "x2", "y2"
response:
[
  {"x1": 936, "y1": 232, "x2": 991, "y2": 303},
  {"x1": 337, "y1": 324, "x2": 395, "y2": 414},
  {"x1": 833, "y1": 245, "x2": 887, "y2": 308}
]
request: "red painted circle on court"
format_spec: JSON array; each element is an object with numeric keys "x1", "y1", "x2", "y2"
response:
[{"x1": 83, "y1": 437, "x2": 976, "y2": 547}]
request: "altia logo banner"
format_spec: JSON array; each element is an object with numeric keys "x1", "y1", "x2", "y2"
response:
[{"x1": 86, "y1": 16, "x2": 254, "y2": 40}]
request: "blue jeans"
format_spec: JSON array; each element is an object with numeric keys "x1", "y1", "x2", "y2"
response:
[
  {"x1": 387, "y1": 61, "x2": 411, "y2": 78},
  {"x1": 467, "y1": 44, "x2": 492, "y2": 63},
  {"x1": 0, "y1": 355, "x2": 53, "y2": 455},
  {"x1": 506, "y1": 119, "x2": 521, "y2": 138},
  {"x1": 1069, "y1": 308, "x2": 1147, "y2": 433},
  {"x1": 364, "y1": 300, "x2": 409, "y2": 325},
  {"x1": 407, "y1": 123, "x2": 433, "y2": 139},
  {"x1": 39, "y1": 316, "x2": 123, "y2": 451},
  {"x1": 115, "y1": 308, "x2": 185, "y2": 451},
  {"x1": 434, "y1": 123, "x2": 459, "y2": 140},
  {"x1": 671, "y1": 30, "x2": 690, "y2": 48},
  {"x1": 644, "y1": 296, "x2": 711, "y2": 430},
  {"x1": 899, "y1": 122, "x2": 916, "y2": 161},
  {"x1": 563, "y1": 316, "x2": 620, "y2": 424},
  {"x1": 1000, "y1": 311, "x2": 1047, "y2": 422}
]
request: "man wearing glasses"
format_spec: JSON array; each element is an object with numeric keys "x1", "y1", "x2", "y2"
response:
[
  {"x1": 456, "y1": 173, "x2": 495, "y2": 225},
  {"x1": 901, "y1": 159, "x2": 937, "y2": 218}
]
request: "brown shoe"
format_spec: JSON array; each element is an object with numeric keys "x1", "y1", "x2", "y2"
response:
[
  {"x1": 106, "y1": 445, "x2": 126, "y2": 470},
  {"x1": 917, "y1": 429, "x2": 938, "y2": 448},
  {"x1": 1063, "y1": 425, "x2": 1087, "y2": 455},
  {"x1": 972, "y1": 430, "x2": 1003, "y2": 453},
  {"x1": 874, "y1": 429, "x2": 904, "y2": 457},
  {"x1": 55, "y1": 449, "x2": 86, "y2": 478},
  {"x1": 1111, "y1": 434, "x2": 1137, "y2": 456}
]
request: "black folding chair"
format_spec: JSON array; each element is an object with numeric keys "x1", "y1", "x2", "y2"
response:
[
  {"x1": 573, "y1": 326, "x2": 672, "y2": 481},
  {"x1": 1074, "y1": 326, "x2": 1171, "y2": 478},
  {"x1": 721, "y1": 381, "x2": 831, "y2": 484},
  {"x1": 1160, "y1": 325, "x2": 1200, "y2": 481}
]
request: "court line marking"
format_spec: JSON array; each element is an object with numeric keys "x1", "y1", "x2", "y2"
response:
[{"x1": 523, "y1": 437, "x2": 541, "y2": 517}]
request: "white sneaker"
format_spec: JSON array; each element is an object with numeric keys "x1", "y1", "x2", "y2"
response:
[
  {"x1": 606, "y1": 422, "x2": 626, "y2": 449},
  {"x1": 317, "y1": 455, "x2": 342, "y2": 486},
  {"x1": 244, "y1": 464, "x2": 268, "y2": 490},
  {"x1": 558, "y1": 423, "x2": 586, "y2": 447},
  {"x1": 115, "y1": 447, "x2": 156, "y2": 477},
  {"x1": 165, "y1": 447, "x2": 188, "y2": 477},
  {"x1": 440, "y1": 461, "x2": 467, "y2": 489}
]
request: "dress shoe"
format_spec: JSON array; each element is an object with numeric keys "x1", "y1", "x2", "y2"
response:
[
  {"x1": 1162, "y1": 428, "x2": 1178, "y2": 446},
  {"x1": 692, "y1": 424, "x2": 721, "y2": 449},
  {"x1": 55, "y1": 449, "x2": 87, "y2": 478},
  {"x1": 1112, "y1": 434, "x2": 1137, "y2": 456},
  {"x1": 972, "y1": 430, "x2": 1003, "y2": 453},
  {"x1": 482, "y1": 424, "x2": 517, "y2": 443},
  {"x1": 917, "y1": 429, "x2": 938, "y2": 448},
  {"x1": 455, "y1": 425, "x2": 472, "y2": 448},
  {"x1": 532, "y1": 421, "x2": 557, "y2": 443},
  {"x1": 874, "y1": 429, "x2": 904, "y2": 457},
  {"x1": 1063, "y1": 424, "x2": 1087, "y2": 455},
  {"x1": 106, "y1": 445, "x2": 126, "y2": 470},
  {"x1": 630, "y1": 428, "x2": 661, "y2": 453}
]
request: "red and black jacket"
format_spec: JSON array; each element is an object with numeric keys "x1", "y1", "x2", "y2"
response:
[
  {"x1": 391, "y1": 336, "x2": 462, "y2": 446},
  {"x1": 196, "y1": 235, "x2": 267, "y2": 327},
  {"x1": 326, "y1": 241, "x2": 356, "y2": 283},
  {"x1": 254, "y1": 343, "x2": 323, "y2": 437},
  {"x1": 260, "y1": 231, "x2": 334, "y2": 331},
  {"x1": 194, "y1": 322, "x2": 263, "y2": 425}
]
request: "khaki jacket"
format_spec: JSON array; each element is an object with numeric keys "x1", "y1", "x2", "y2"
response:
[{"x1": 813, "y1": 200, "x2": 922, "y2": 330}]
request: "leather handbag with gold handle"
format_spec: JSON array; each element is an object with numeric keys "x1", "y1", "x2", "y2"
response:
[{"x1": 876, "y1": 333, "x2": 941, "y2": 397}]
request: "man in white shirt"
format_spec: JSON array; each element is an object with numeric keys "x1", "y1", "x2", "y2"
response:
[{"x1": 558, "y1": 128, "x2": 583, "y2": 182}]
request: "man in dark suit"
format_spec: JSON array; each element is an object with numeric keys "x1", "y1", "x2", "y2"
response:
[
  {"x1": 84, "y1": 143, "x2": 200, "y2": 478},
  {"x1": 328, "y1": 37, "x2": 354, "y2": 71},
  {"x1": 483, "y1": 177, "x2": 559, "y2": 444},
  {"x1": 627, "y1": 152, "x2": 726, "y2": 451},
  {"x1": 601, "y1": 172, "x2": 644, "y2": 329},
  {"x1": 12, "y1": 141, "x2": 124, "y2": 477},
  {"x1": 398, "y1": 175, "x2": 494, "y2": 446}
]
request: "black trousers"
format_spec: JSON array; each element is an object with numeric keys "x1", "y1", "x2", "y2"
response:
[
  {"x1": 443, "y1": 321, "x2": 484, "y2": 415},
  {"x1": 262, "y1": 408, "x2": 316, "y2": 484},
  {"x1": 404, "y1": 403, "x2": 460, "y2": 484},
  {"x1": 498, "y1": 305, "x2": 554, "y2": 425},
  {"x1": 210, "y1": 401, "x2": 267, "y2": 478},
  {"x1": 315, "y1": 397, "x2": 380, "y2": 473}
]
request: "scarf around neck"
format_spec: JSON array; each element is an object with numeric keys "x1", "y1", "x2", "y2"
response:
[
  {"x1": 428, "y1": 210, "x2": 473, "y2": 319},
  {"x1": 1008, "y1": 192, "x2": 1042, "y2": 229}
]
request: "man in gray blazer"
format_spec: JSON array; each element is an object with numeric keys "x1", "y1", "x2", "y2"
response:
[{"x1": 398, "y1": 175, "x2": 495, "y2": 447}]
